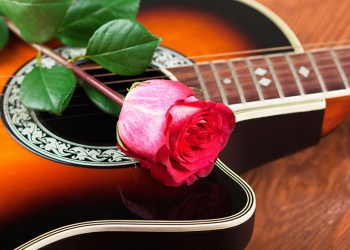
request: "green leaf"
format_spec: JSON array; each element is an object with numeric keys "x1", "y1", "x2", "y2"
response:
[
  {"x1": 0, "y1": 0, "x2": 72, "y2": 43},
  {"x1": 80, "y1": 80, "x2": 121, "y2": 117},
  {"x1": 20, "y1": 65, "x2": 77, "y2": 115},
  {"x1": 86, "y1": 19, "x2": 161, "y2": 76},
  {"x1": 0, "y1": 16, "x2": 8, "y2": 50},
  {"x1": 56, "y1": 0, "x2": 140, "y2": 48}
]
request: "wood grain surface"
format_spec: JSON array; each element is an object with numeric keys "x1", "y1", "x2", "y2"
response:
[{"x1": 242, "y1": 0, "x2": 350, "y2": 249}]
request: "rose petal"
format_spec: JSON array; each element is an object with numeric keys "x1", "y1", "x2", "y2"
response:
[
  {"x1": 117, "y1": 79, "x2": 236, "y2": 187},
  {"x1": 118, "y1": 80, "x2": 194, "y2": 160},
  {"x1": 168, "y1": 100, "x2": 235, "y2": 170}
]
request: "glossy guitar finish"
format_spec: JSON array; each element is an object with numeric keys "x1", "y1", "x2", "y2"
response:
[
  {"x1": 4, "y1": 159, "x2": 255, "y2": 250},
  {"x1": 0, "y1": 0, "x2": 349, "y2": 249}
]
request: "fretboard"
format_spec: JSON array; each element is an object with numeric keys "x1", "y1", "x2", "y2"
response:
[{"x1": 168, "y1": 46, "x2": 350, "y2": 106}]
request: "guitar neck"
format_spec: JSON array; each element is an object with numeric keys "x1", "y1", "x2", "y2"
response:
[{"x1": 169, "y1": 45, "x2": 350, "y2": 107}]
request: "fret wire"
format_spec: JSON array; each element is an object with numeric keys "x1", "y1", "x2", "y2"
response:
[
  {"x1": 329, "y1": 49, "x2": 350, "y2": 90},
  {"x1": 265, "y1": 56, "x2": 285, "y2": 98},
  {"x1": 306, "y1": 52, "x2": 328, "y2": 94},
  {"x1": 245, "y1": 59, "x2": 265, "y2": 101},
  {"x1": 193, "y1": 63, "x2": 210, "y2": 101},
  {"x1": 227, "y1": 60, "x2": 246, "y2": 104},
  {"x1": 285, "y1": 54, "x2": 305, "y2": 96},
  {"x1": 209, "y1": 63, "x2": 228, "y2": 105}
]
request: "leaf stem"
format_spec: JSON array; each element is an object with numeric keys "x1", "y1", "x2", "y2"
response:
[
  {"x1": 36, "y1": 51, "x2": 42, "y2": 67},
  {"x1": 5, "y1": 18, "x2": 124, "y2": 107},
  {"x1": 69, "y1": 54, "x2": 87, "y2": 63}
]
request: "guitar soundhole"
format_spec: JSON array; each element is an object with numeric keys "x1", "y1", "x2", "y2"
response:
[
  {"x1": 35, "y1": 65, "x2": 169, "y2": 146},
  {"x1": 1, "y1": 46, "x2": 191, "y2": 167}
]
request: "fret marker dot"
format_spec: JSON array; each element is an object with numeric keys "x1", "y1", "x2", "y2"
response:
[
  {"x1": 254, "y1": 68, "x2": 268, "y2": 76},
  {"x1": 223, "y1": 78, "x2": 232, "y2": 84},
  {"x1": 298, "y1": 66, "x2": 310, "y2": 78},
  {"x1": 259, "y1": 77, "x2": 272, "y2": 87}
]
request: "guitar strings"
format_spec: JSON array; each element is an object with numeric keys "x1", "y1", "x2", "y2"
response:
[
  {"x1": 0, "y1": 56, "x2": 348, "y2": 105},
  {"x1": 0, "y1": 49, "x2": 348, "y2": 90},
  {"x1": 0, "y1": 41, "x2": 349, "y2": 122},
  {"x1": 0, "y1": 47, "x2": 349, "y2": 87},
  {"x1": 0, "y1": 52, "x2": 349, "y2": 110},
  {"x1": 0, "y1": 79, "x2": 348, "y2": 123},
  {"x1": 3, "y1": 54, "x2": 350, "y2": 121}
]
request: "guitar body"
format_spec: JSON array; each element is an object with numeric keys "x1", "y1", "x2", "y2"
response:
[{"x1": 1, "y1": 0, "x2": 348, "y2": 249}]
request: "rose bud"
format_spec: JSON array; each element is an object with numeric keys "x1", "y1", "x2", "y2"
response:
[{"x1": 117, "y1": 80, "x2": 235, "y2": 187}]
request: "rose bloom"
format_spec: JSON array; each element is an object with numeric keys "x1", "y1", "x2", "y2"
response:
[{"x1": 117, "y1": 80, "x2": 235, "y2": 187}]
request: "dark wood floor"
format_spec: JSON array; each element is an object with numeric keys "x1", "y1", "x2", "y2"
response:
[
  {"x1": 243, "y1": 116, "x2": 350, "y2": 249},
  {"x1": 242, "y1": 1, "x2": 350, "y2": 249}
]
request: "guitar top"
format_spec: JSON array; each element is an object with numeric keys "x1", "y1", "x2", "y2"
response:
[
  {"x1": 0, "y1": 0, "x2": 271, "y2": 249},
  {"x1": 0, "y1": 0, "x2": 350, "y2": 249}
]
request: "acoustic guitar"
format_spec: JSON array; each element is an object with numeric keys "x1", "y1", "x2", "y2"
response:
[{"x1": 0, "y1": 0, "x2": 349, "y2": 249}]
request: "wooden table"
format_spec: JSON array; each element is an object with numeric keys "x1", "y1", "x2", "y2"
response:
[{"x1": 242, "y1": 0, "x2": 350, "y2": 249}]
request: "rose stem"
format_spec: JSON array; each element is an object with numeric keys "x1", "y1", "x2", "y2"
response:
[{"x1": 5, "y1": 19, "x2": 124, "y2": 107}]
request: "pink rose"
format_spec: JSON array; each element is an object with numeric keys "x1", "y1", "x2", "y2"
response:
[{"x1": 117, "y1": 80, "x2": 235, "y2": 187}]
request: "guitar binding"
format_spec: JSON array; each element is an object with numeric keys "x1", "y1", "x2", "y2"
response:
[{"x1": 14, "y1": 160, "x2": 256, "y2": 250}]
